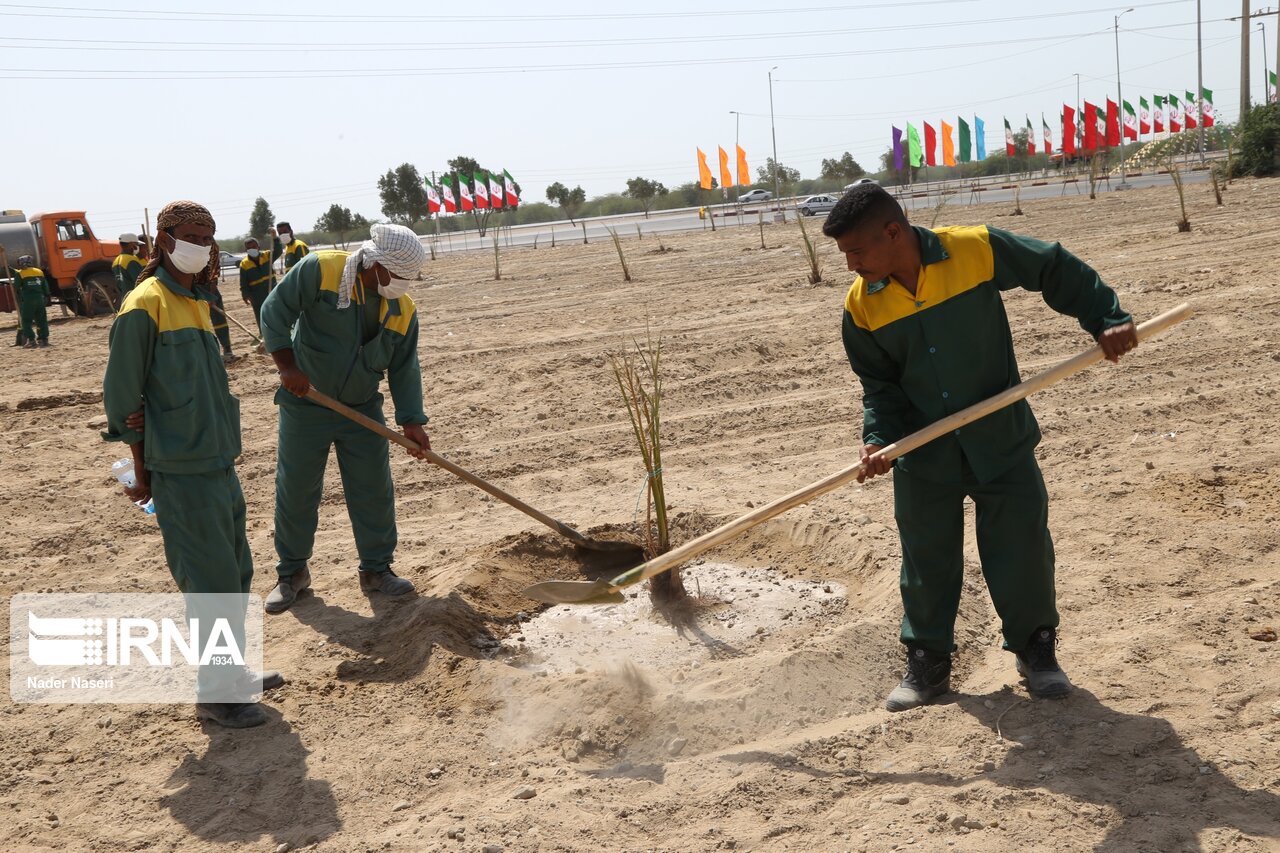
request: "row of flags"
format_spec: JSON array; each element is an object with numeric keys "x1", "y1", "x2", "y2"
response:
[
  {"x1": 696, "y1": 145, "x2": 751, "y2": 190},
  {"x1": 425, "y1": 170, "x2": 520, "y2": 215},
  {"x1": 892, "y1": 88, "x2": 1215, "y2": 169}
]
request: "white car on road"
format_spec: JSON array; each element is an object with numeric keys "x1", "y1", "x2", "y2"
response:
[
  {"x1": 797, "y1": 194, "x2": 838, "y2": 216},
  {"x1": 737, "y1": 189, "x2": 773, "y2": 203}
]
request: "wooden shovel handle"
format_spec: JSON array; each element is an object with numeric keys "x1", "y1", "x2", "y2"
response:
[
  {"x1": 302, "y1": 388, "x2": 593, "y2": 544},
  {"x1": 606, "y1": 303, "x2": 1193, "y2": 590}
]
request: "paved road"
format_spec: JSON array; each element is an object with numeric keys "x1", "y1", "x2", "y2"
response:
[{"x1": 425, "y1": 168, "x2": 1211, "y2": 257}]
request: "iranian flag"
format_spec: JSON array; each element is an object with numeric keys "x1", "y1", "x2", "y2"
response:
[
  {"x1": 1025, "y1": 116, "x2": 1035, "y2": 157},
  {"x1": 1153, "y1": 94, "x2": 1165, "y2": 133},
  {"x1": 458, "y1": 175, "x2": 474, "y2": 212},
  {"x1": 1122, "y1": 100, "x2": 1138, "y2": 141},
  {"x1": 1041, "y1": 114, "x2": 1051, "y2": 154},
  {"x1": 440, "y1": 175, "x2": 457, "y2": 213},
  {"x1": 473, "y1": 171, "x2": 490, "y2": 209},
  {"x1": 1168, "y1": 94, "x2": 1181, "y2": 132},
  {"x1": 1271, "y1": 71, "x2": 1278, "y2": 103},
  {"x1": 1199, "y1": 87, "x2": 1215, "y2": 127},
  {"x1": 1184, "y1": 91, "x2": 1197, "y2": 130},
  {"x1": 424, "y1": 177, "x2": 441, "y2": 214},
  {"x1": 1139, "y1": 96, "x2": 1151, "y2": 135},
  {"x1": 503, "y1": 169, "x2": 520, "y2": 206},
  {"x1": 488, "y1": 172, "x2": 504, "y2": 209},
  {"x1": 1082, "y1": 102, "x2": 1099, "y2": 151},
  {"x1": 1003, "y1": 117, "x2": 1015, "y2": 157}
]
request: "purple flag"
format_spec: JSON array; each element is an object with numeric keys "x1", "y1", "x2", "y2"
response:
[{"x1": 892, "y1": 126, "x2": 904, "y2": 171}]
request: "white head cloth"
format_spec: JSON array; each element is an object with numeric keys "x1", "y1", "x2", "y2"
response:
[{"x1": 338, "y1": 223, "x2": 428, "y2": 309}]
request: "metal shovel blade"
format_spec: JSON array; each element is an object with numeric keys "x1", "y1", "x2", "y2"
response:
[{"x1": 520, "y1": 579, "x2": 625, "y2": 605}]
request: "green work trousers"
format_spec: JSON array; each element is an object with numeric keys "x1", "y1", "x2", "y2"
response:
[
  {"x1": 20, "y1": 297, "x2": 48, "y2": 342},
  {"x1": 150, "y1": 467, "x2": 254, "y2": 700},
  {"x1": 893, "y1": 452, "x2": 1058, "y2": 654},
  {"x1": 245, "y1": 285, "x2": 268, "y2": 332},
  {"x1": 273, "y1": 395, "x2": 397, "y2": 579},
  {"x1": 209, "y1": 288, "x2": 233, "y2": 354}
]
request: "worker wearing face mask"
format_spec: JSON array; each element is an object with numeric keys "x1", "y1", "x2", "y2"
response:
[
  {"x1": 113, "y1": 233, "x2": 146, "y2": 297},
  {"x1": 275, "y1": 221, "x2": 309, "y2": 271},
  {"x1": 239, "y1": 228, "x2": 284, "y2": 331},
  {"x1": 259, "y1": 224, "x2": 429, "y2": 614}
]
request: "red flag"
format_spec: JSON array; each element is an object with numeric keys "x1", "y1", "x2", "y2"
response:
[
  {"x1": 1105, "y1": 99, "x2": 1121, "y2": 147},
  {"x1": 425, "y1": 179, "x2": 441, "y2": 215},
  {"x1": 1083, "y1": 102, "x2": 1098, "y2": 151},
  {"x1": 923, "y1": 122, "x2": 938, "y2": 166},
  {"x1": 1062, "y1": 106, "x2": 1077, "y2": 156}
]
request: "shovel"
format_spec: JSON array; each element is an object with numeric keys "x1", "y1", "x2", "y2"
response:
[
  {"x1": 303, "y1": 388, "x2": 643, "y2": 558},
  {"x1": 523, "y1": 303, "x2": 1193, "y2": 606}
]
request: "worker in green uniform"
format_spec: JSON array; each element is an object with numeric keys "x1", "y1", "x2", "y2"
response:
[
  {"x1": 259, "y1": 223, "x2": 429, "y2": 614},
  {"x1": 101, "y1": 200, "x2": 284, "y2": 729},
  {"x1": 239, "y1": 228, "x2": 283, "y2": 331},
  {"x1": 112, "y1": 233, "x2": 146, "y2": 297},
  {"x1": 203, "y1": 276, "x2": 236, "y2": 363},
  {"x1": 276, "y1": 221, "x2": 309, "y2": 271},
  {"x1": 13, "y1": 256, "x2": 50, "y2": 348},
  {"x1": 822, "y1": 184, "x2": 1139, "y2": 711}
]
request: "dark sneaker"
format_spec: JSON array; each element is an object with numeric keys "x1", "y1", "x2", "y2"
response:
[
  {"x1": 36, "y1": 340, "x2": 48, "y2": 348},
  {"x1": 359, "y1": 568, "x2": 414, "y2": 597},
  {"x1": 885, "y1": 646, "x2": 952, "y2": 712},
  {"x1": 265, "y1": 568, "x2": 311, "y2": 614},
  {"x1": 1015, "y1": 627, "x2": 1072, "y2": 699},
  {"x1": 196, "y1": 702, "x2": 268, "y2": 728}
]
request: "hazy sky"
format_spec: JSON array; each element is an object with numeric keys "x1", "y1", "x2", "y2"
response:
[{"x1": 4, "y1": 1, "x2": 1270, "y2": 240}]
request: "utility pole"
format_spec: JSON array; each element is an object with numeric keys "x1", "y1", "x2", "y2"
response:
[
  {"x1": 768, "y1": 66, "x2": 783, "y2": 222},
  {"x1": 1198, "y1": 0, "x2": 1206, "y2": 163},
  {"x1": 729, "y1": 110, "x2": 741, "y2": 206},
  {"x1": 1115, "y1": 8, "x2": 1134, "y2": 184},
  {"x1": 1242, "y1": 0, "x2": 1252, "y2": 120},
  {"x1": 1261, "y1": 22, "x2": 1271, "y2": 103}
]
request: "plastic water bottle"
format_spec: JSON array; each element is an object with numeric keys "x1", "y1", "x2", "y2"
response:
[{"x1": 111, "y1": 458, "x2": 156, "y2": 514}]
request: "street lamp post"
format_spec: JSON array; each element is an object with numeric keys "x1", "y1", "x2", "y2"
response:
[
  {"x1": 1114, "y1": 7, "x2": 1135, "y2": 184},
  {"x1": 729, "y1": 110, "x2": 741, "y2": 205},
  {"x1": 768, "y1": 66, "x2": 784, "y2": 222}
]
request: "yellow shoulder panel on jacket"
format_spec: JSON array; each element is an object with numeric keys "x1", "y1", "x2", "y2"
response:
[
  {"x1": 116, "y1": 276, "x2": 213, "y2": 334},
  {"x1": 381, "y1": 295, "x2": 417, "y2": 336},
  {"x1": 844, "y1": 225, "x2": 994, "y2": 333},
  {"x1": 315, "y1": 250, "x2": 350, "y2": 293}
]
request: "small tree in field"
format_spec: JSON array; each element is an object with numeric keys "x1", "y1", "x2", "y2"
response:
[
  {"x1": 624, "y1": 177, "x2": 669, "y2": 218},
  {"x1": 546, "y1": 182, "x2": 587, "y2": 224}
]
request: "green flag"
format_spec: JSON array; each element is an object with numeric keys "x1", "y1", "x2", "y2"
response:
[
  {"x1": 907, "y1": 122, "x2": 923, "y2": 168},
  {"x1": 958, "y1": 117, "x2": 972, "y2": 163}
]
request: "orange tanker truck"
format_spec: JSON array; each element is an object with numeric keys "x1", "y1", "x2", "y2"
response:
[{"x1": 0, "y1": 209, "x2": 124, "y2": 316}]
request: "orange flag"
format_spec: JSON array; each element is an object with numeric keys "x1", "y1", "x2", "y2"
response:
[
  {"x1": 941, "y1": 120, "x2": 957, "y2": 167},
  {"x1": 718, "y1": 147, "x2": 733, "y2": 189},
  {"x1": 696, "y1": 148, "x2": 713, "y2": 189},
  {"x1": 736, "y1": 144, "x2": 750, "y2": 186}
]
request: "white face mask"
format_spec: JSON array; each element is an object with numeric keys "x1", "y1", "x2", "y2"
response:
[
  {"x1": 167, "y1": 236, "x2": 212, "y2": 275},
  {"x1": 378, "y1": 276, "x2": 413, "y2": 299},
  {"x1": 247, "y1": 248, "x2": 261, "y2": 259},
  {"x1": 280, "y1": 232, "x2": 292, "y2": 243}
]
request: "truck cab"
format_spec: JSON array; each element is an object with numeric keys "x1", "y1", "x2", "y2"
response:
[{"x1": 1, "y1": 210, "x2": 122, "y2": 315}]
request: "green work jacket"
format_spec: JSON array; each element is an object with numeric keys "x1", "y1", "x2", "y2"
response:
[
  {"x1": 260, "y1": 250, "x2": 426, "y2": 425},
  {"x1": 112, "y1": 253, "x2": 145, "y2": 295},
  {"x1": 101, "y1": 268, "x2": 242, "y2": 474},
  {"x1": 283, "y1": 239, "x2": 310, "y2": 270},
  {"x1": 15, "y1": 267, "x2": 50, "y2": 303},
  {"x1": 841, "y1": 225, "x2": 1131, "y2": 484},
  {"x1": 239, "y1": 237, "x2": 282, "y2": 297}
]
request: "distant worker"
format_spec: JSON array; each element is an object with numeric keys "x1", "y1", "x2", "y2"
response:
[
  {"x1": 276, "y1": 221, "x2": 309, "y2": 271},
  {"x1": 113, "y1": 233, "x2": 146, "y2": 297},
  {"x1": 239, "y1": 227, "x2": 283, "y2": 331},
  {"x1": 203, "y1": 275, "x2": 236, "y2": 364},
  {"x1": 13, "y1": 255, "x2": 51, "y2": 348},
  {"x1": 259, "y1": 223, "x2": 429, "y2": 613}
]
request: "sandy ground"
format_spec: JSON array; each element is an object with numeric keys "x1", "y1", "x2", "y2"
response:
[{"x1": 1, "y1": 177, "x2": 1278, "y2": 853}]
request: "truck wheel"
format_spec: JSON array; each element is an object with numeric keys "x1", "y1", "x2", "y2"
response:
[{"x1": 80, "y1": 271, "x2": 120, "y2": 316}]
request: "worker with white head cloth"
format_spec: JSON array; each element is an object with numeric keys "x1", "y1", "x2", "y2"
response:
[{"x1": 259, "y1": 223, "x2": 430, "y2": 613}]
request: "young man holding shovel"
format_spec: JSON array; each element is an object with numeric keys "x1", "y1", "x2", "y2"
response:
[
  {"x1": 259, "y1": 223, "x2": 428, "y2": 614},
  {"x1": 823, "y1": 184, "x2": 1138, "y2": 711}
]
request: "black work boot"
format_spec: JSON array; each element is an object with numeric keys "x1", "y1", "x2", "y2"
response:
[
  {"x1": 885, "y1": 645, "x2": 952, "y2": 712},
  {"x1": 196, "y1": 702, "x2": 268, "y2": 728},
  {"x1": 359, "y1": 568, "x2": 414, "y2": 597},
  {"x1": 1014, "y1": 626, "x2": 1072, "y2": 699},
  {"x1": 265, "y1": 567, "x2": 311, "y2": 614}
]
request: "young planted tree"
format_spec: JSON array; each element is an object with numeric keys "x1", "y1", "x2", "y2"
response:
[
  {"x1": 1167, "y1": 158, "x2": 1191, "y2": 232},
  {"x1": 493, "y1": 234, "x2": 501, "y2": 280},
  {"x1": 623, "y1": 177, "x2": 669, "y2": 218},
  {"x1": 606, "y1": 227, "x2": 632, "y2": 282},
  {"x1": 795, "y1": 213, "x2": 822, "y2": 284},
  {"x1": 609, "y1": 334, "x2": 684, "y2": 603}
]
